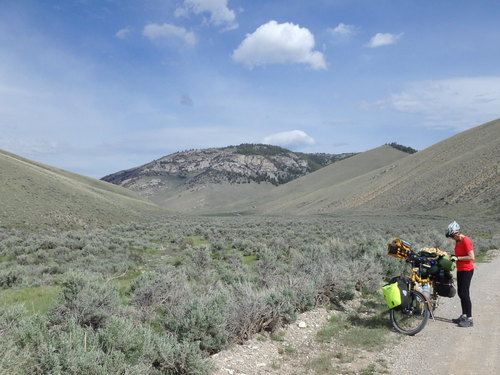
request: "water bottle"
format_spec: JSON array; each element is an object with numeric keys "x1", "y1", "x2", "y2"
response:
[{"x1": 422, "y1": 283, "x2": 431, "y2": 299}]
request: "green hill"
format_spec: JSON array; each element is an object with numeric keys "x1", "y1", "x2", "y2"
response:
[
  {"x1": 228, "y1": 119, "x2": 499, "y2": 216},
  {"x1": 0, "y1": 149, "x2": 165, "y2": 230}
]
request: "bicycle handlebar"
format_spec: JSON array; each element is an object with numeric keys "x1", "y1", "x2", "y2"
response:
[{"x1": 407, "y1": 252, "x2": 435, "y2": 268}]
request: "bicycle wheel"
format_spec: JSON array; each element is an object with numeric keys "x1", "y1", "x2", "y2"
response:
[{"x1": 390, "y1": 290, "x2": 429, "y2": 335}]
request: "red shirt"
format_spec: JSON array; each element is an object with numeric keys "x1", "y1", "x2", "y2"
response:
[{"x1": 455, "y1": 236, "x2": 475, "y2": 271}]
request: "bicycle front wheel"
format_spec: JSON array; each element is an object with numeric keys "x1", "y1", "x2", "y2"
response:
[{"x1": 390, "y1": 290, "x2": 430, "y2": 335}]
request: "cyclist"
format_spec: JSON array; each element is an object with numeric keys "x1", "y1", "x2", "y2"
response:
[{"x1": 446, "y1": 221, "x2": 475, "y2": 327}]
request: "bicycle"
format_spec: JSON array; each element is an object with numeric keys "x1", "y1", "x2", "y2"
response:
[{"x1": 384, "y1": 239, "x2": 455, "y2": 335}]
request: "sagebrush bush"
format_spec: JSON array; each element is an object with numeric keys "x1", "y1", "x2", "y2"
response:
[
  {"x1": 0, "y1": 314, "x2": 210, "y2": 375},
  {"x1": 130, "y1": 268, "x2": 191, "y2": 323},
  {"x1": 162, "y1": 290, "x2": 230, "y2": 354},
  {"x1": 50, "y1": 272, "x2": 121, "y2": 329}
]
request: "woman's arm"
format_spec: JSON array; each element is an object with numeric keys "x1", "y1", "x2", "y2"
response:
[{"x1": 457, "y1": 250, "x2": 475, "y2": 261}]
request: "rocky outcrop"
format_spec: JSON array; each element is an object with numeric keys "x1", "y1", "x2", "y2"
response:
[{"x1": 101, "y1": 144, "x2": 355, "y2": 192}]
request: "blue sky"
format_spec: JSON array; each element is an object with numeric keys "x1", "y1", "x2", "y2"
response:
[{"x1": 1, "y1": 0, "x2": 499, "y2": 178}]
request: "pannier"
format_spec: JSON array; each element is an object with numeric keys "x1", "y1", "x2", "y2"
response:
[
  {"x1": 382, "y1": 277, "x2": 410, "y2": 310},
  {"x1": 434, "y1": 271, "x2": 456, "y2": 298},
  {"x1": 387, "y1": 238, "x2": 412, "y2": 260}
]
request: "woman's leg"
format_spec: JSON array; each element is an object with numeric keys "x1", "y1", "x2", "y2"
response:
[{"x1": 457, "y1": 270, "x2": 474, "y2": 317}]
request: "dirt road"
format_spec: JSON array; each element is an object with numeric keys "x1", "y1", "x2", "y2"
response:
[{"x1": 384, "y1": 252, "x2": 500, "y2": 375}]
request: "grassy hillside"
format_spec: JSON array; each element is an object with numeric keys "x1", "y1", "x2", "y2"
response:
[
  {"x1": 226, "y1": 119, "x2": 499, "y2": 217},
  {"x1": 0, "y1": 149, "x2": 165, "y2": 230},
  {"x1": 219, "y1": 145, "x2": 410, "y2": 214},
  {"x1": 337, "y1": 119, "x2": 500, "y2": 215}
]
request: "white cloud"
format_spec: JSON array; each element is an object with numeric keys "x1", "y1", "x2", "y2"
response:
[
  {"x1": 175, "y1": 0, "x2": 238, "y2": 30},
  {"x1": 330, "y1": 23, "x2": 357, "y2": 35},
  {"x1": 115, "y1": 27, "x2": 131, "y2": 39},
  {"x1": 232, "y1": 20, "x2": 326, "y2": 70},
  {"x1": 261, "y1": 130, "x2": 316, "y2": 149},
  {"x1": 366, "y1": 32, "x2": 403, "y2": 48},
  {"x1": 379, "y1": 76, "x2": 500, "y2": 129},
  {"x1": 143, "y1": 23, "x2": 197, "y2": 45}
]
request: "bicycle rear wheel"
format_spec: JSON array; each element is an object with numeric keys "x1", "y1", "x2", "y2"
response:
[{"x1": 390, "y1": 290, "x2": 429, "y2": 335}]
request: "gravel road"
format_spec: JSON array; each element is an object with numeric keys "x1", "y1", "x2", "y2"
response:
[{"x1": 383, "y1": 251, "x2": 500, "y2": 375}]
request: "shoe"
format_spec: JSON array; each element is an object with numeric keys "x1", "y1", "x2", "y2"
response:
[
  {"x1": 458, "y1": 318, "x2": 473, "y2": 327},
  {"x1": 452, "y1": 314, "x2": 466, "y2": 324}
]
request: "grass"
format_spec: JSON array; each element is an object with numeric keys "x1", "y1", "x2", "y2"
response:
[
  {"x1": 305, "y1": 354, "x2": 335, "y2": 374},
  {"x1": 277, "y1": 345, "x2": 296, "y2": 355},
  {"x1": 341, "y1": 326, "x2": 388, "y2": 351},
  {"x1": 0, "y1": 285, "x2": 60, "y2": 315},
  {"x1": 316, "y1": 315, "x2": 349, "y2": 343},
  {"x1": 271, "y1": 329, "x2": 286, "y2": 342},
  {"x1": 242, "y1": 253, "x2": 259, "y2": 265},
  {"x1": 111, "y1": 270, "x2": 143, "y2": 296}
]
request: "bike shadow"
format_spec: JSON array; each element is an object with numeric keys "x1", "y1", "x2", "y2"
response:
[{"x1": 432, "y1": 316, "x2": 454, "y2": 324}]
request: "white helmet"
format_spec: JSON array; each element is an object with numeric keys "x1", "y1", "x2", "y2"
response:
[{"x1": 445, "y1": 221, "x2": 460, "y2": 237}]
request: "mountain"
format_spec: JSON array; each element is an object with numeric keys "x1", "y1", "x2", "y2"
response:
[
  {"x1": 0, "y1": 149, "x2": 164, "y2": 230},
  {"x1": 236, "y1": 119, "x2": 499, "y2": 216},
  {"x1": 101, "y1": 144, "x2": 355, "y2": 213}
]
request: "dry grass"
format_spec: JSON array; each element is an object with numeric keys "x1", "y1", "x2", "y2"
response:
[{"x1": 0, "y1": 149, "x2": 165, "y2": 230}]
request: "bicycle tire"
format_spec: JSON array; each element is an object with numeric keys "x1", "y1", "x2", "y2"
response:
[{"x1": 390, "y1": 290, "x2": 430, "y2": 335}]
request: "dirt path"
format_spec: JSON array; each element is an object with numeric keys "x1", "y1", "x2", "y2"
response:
[
  {"x1": 383, "y1": 251, "x2": 500, "y2": 375},
  {"x1": 210, "y1": 252, "x2": 500, "y2": 375}
]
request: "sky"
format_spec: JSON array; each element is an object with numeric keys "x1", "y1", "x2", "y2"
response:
[{"x1": 1, "y1": 0, "x2": 499, "y2": 178}]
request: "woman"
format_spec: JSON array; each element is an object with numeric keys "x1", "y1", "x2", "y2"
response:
[{"x1": 446, "y1": 221, "x2": 475, "y2": 327}]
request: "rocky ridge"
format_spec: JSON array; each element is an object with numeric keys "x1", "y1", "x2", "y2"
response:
[{"x1": 101, "y1": 144, "x2": 355, "y2": 195}]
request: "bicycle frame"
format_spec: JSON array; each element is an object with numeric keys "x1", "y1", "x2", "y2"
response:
[{"x1": 408, "y1": 261, "x2": 439, "y2": 319}]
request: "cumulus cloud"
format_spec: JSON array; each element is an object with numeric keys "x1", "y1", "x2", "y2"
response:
[
  {"x1": 366, "y1": 32, "x2": 403, "y2": 48},
  {"x1": 378, "y1": 76, "x2": 500, "y2": 129},
  {"x1": 175, "y1": 0, "x2": 238, "y2": 30},
  {"x1": 115, "y1": 27, "x2": 131, "y2": 39},
  {"x1": 330, "y1": 23, "x2": 357, "y2": 35},
  {"x1": 232, "y1": 21, "x2": 326, "y2": 70},
  {"x1": 261, "y1": 130, "x2": 316, "y2": 149},
  {"x1": 143, "y1": 23, "x2": 197, "y2": 45}
]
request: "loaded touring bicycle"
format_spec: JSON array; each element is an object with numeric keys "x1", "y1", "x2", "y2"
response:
[{"x1": 382, "y1": 239, "x2": 456, "y2": 335}]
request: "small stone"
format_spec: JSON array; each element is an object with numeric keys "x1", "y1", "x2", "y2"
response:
[{"x1": 298, "y1": 321, "x2": 307, "y2": 328}]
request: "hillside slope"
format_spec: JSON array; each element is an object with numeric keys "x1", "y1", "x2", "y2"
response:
[
  {"x1": 239, "y1": 119, "x2": 499, "y2": 216},
  {"x1": 337, "y1": 118, "x2": 500, "y2": 215},
  {"x1": 0, "y1": 149, "x2": 164, "y2": 230},
  {"x1": 221, "y1": 145, "x2": 410, "y2": 214}
]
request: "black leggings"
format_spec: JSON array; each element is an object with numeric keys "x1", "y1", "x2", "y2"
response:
[{"x1": 457, "y1": 269, "x2": 474, "y2": 318}]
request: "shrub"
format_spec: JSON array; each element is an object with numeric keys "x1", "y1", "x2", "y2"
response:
[
  {"x1": 130, "y1": 268, "x2": 191, "y2": 323},
  {"x1": 50, "y1": 272, "x2": 121, "y2": 329},
  {"x1": 162, "y1": 291, "x2": 230, "y2": 354},
  {"x1": 0, "y1": 314, "x2": 210, "y2": 375},
  {"x1": 0, "y1": 267, "x2": 24, "y2": 288}
]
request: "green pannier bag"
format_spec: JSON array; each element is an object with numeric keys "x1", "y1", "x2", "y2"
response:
[
  {"x1": 382, "y1": 277, "x2": 410, "y2": 310},
  {"x1": 438, "y1": 255, "x2": 456, "y2": 272},
  {"x1": 382, "y1": 282, "x2": 402, "y2": 309}
]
